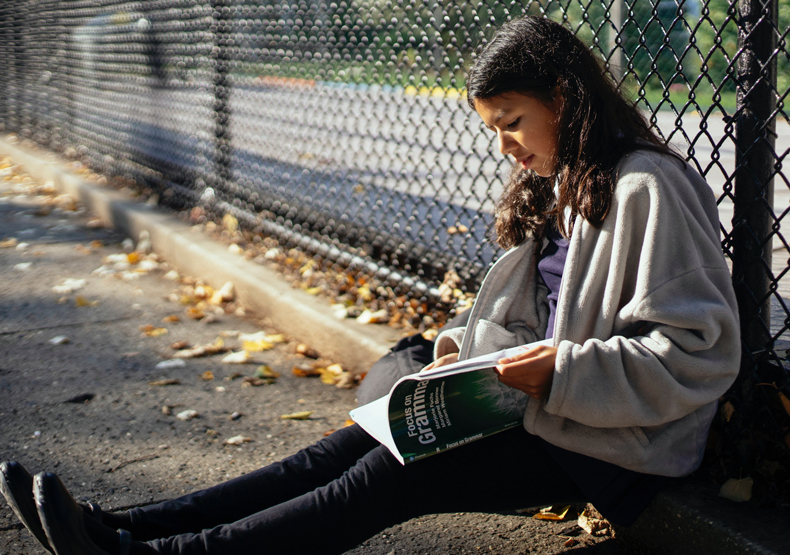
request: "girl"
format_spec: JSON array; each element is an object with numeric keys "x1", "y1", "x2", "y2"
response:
[{"x1": 1, "y1": 15, "x2": 739, "y2": 555}]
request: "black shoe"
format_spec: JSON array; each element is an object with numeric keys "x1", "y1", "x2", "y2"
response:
[
  {"x1": 34, "y1": 472, "x2": 113, "y2": 555},
  {"x1": 0, "y1": 461, "x2": 53, "y2": 553}
]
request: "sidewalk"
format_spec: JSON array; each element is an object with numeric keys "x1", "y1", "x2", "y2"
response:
[
  {"x1": 1, "y1": 136, "x2": 787, "y2": 555},
  {"x1": 0, "y1": 140, "x2": 630, "y2": 554}
]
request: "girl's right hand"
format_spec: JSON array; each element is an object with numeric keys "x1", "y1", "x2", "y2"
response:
[{"x1": 421, "y1": 353, "x2": 459, "y2": 372}]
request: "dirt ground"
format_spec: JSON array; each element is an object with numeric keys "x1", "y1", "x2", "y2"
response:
[{"x1": 0, "y1": 158, "x2": 631, "y2": 554}]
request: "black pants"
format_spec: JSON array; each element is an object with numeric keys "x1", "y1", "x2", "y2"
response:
[{"x1": 122, "y1": 424, "x2": 584, "y2": 554}]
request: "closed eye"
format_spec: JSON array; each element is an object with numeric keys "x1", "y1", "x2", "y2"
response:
[{"x1": 506, "y1": 118, "x2": 520, "y2": 129}]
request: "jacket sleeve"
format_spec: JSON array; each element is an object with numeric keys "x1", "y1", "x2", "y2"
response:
[{"x1": 542, "y1": 153, "x2": 741, "y2": 428}]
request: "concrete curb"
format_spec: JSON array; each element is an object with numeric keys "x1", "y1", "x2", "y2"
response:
[
  {"x1": 2, "y1": 137, "x2": 786, "y2": 555},
  {"x1": 0, "y1": 137, "x2": 398, "y2": 374}
]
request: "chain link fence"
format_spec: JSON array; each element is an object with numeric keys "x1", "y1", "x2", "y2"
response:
[{"x1": 1, "y1": 0, "x2": 788, "y2": 504}]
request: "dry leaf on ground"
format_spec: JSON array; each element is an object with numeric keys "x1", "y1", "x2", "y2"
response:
[
  {"x1": 533, "y1": 505, "x2": 571, "y2": 521},
  {"x1": 224, "y1": 435, "x2": 252, "y2": 446},
  {"x1": 148, "y1": 378, "x2": 181, "y2": 386},
  {"x1": 280, "y1": 411, "x2": 313, "y2": 420},
  {"x1": 140, "y1": 325, "x2": 168, "y2": 337},
  {"x1": 222, "y1": 351, "x2": 250, "y2": 364},
  {"x1": 577, "y1": 508, "x2": 610, "y2": 536},
  {"x1": 292, "y1": 365, "x2": 322, "y2": 377},
  {"x1": 176, "y1": 409, "x2": 199, "y2": 421},
  {"x1": 719, "y1": 477, "x2": 753, "y2": 502}
]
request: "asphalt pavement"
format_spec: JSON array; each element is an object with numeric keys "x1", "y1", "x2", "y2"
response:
[{"x1": 0, "y1": 154, "x2": 631, "y2": 554}]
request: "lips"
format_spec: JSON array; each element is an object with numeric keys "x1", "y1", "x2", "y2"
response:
[{"x1": 518, "y1": 155, "x2": 534, "y2": 170}]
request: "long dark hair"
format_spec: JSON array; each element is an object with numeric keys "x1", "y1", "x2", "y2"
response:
[{"x1": 467, "y1": 16, "x2": 675, "y2": 248}]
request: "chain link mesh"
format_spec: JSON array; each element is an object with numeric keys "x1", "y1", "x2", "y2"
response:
[{"x1": 1, "y1": 0, "x2": 788, "y2": 503}]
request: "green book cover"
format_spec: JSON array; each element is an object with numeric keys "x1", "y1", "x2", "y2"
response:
[{"x1": 350, "y1": 339, "x2": 551, "y2": 464}]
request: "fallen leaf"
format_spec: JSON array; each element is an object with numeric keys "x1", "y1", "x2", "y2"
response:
[
  {"x1": 344, "y1": 419, "x2": 355, "y2": 427},
  {"x1": 156, "y1": 353, "x2": 187, "y2": 370},
  {"x1": 564, "y1": 538, "x2": 578, "y2": 548},
  {"x1": 90, "y1": 240, "x2": 104, "y2": 249},
  {"x1": 171, "y1": 340, "x2": 190, "y2": 350},
  {"x1": 222, "y1": 351, "x2": 250, "y2": 364},
  {"x1": 255, "y1": 365, "x2": 279, "y2": 379},
  {"x1": 577, "y1": 508, "x2": 610, "y2": 535},
  {"x1": 200, "y1": 371, "x2": 215, "y2": 381},
  {"x1": 171, "y1": 340, "x2": 229, "y2": 359},
  {"x1": 719, "y1": 477, "x2": 753, "y2": 502},
  {"x1": 161, "y1": 406, "x2": 172, "y2": 416},
  {"x1": 295, "y1": 344, "x2": 320, "y2": 358},
  {"x1": 222, "y1": 213, "x2": 239, "y2": 232},
  {"x1": 52, "y1": 278, "x2": 86, "y2": 294},
  {"x1": 210, "y1": 281, "x2": 235, "y2": 304},
  {"x1": 0, "y1": 238, "x2": 19, "y2": 248},
  {"x1": 140, "y1": 325, "x2": 168, "y2": 337},
  {"x1": 229, "y1": 411, "x2": 243, "y2": 420},
  {"x1": 185, "y1": 306, "x2": 205, "y2": 320},
  {"x1": 162, "y1": 314, "x2": 181, "y2": 323},
  {"x1": 75, "y1": 296, "x2": 99, "y2": 307},
  {"x1": 48, "y1": 336, "x2": 69, "y2": 345},
  {"x1": 335, "y1": 372, "x2": 356, "y2": 389},
  {"x1": 357, "y1": 309, "x2": 389, "y2": 324},
  {"x1": 243, "y1": 340, "x2": 274, "y2": 352},
  {"x1": 533, "y1": 505, "x2": 570, "y2": 521},
  {"x1": 148, "y1": 378, "x2": 181, "y2": 386},
  {"x1": 176, "y1": 409, "x2": 199, "y2": 421},
  {"x1": 223, "y1": 435, "x2": 252, "y2": 446},
  {"x1": 280, "y1": 411, "x2": 313, "y2": 420},
  {"x1": 292, "y1": 365, "x2": 322, "y2": 377},
  {"x1": 319, "y1": 370, "x2": 337, "y2": 385},
  {"x1": 225, "y1": 371, "x2": 244, "y2": 381}
]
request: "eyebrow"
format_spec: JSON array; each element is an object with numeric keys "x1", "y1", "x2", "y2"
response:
[{"x1": 484, "y1": 109, "x2": 512, "y2": 131}]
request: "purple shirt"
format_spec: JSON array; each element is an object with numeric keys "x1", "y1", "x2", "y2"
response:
[{"x1": 537, "y1": 222, "x2": 569, "y2": 339}]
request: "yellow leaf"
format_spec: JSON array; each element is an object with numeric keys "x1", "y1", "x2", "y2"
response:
[
  {"x1": 162, "y1": 314, "x2": 181, "y2": 323},
  {"x1": 243, "y1": 340, "x2": 274, "y2": 352},
  {"x1": 148, "y1": 379, "x2": 181, "y2": 386},
  {"x1": 75, "y1": 296, "x2": 99, "y2": 307},
  {"x1": 718, "y1": 477, "x2": 753, "y2": 502},
  {"x1": 185, "y1": 306, "x2": 205, "y2": 320},
  {"x1": 255, "y1": 365, "x2": 280, "y2": 379},
  {"x1": 533, "y1": 505, "x2": 570, "y2": 521},
  {"x1": 139, "y1": 325, "x2": 168, "y2": 337},
  {"x1": 200, "y1": 371, "x2": 214, "y2": 381},
  {"x1": 127, "y1": 252, "x2": 141, "y2": 264},
  {"x1": 319, "y1": 371, "x2": 337, "y2": 385},
  {"x1": 306, "y1": 287, "x2": 321, "y2": 295},
  {"x1": 280, "y1": 411, "x2": 313, "y2": 420},
  {"x1": 222, "y1": 213, "x2": 238, "y2": 232}
]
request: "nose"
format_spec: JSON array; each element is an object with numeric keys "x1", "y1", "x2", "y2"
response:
[{"x1": 497, "y1": 131, "x2": 516, "y2": 157}]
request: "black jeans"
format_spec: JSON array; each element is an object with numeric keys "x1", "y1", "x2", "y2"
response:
[{"x1": 124, "y1": 424, "x2": 584, "y2": 554}]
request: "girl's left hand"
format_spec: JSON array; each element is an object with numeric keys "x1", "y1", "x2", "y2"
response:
[{"x1": 495, "y1": 346, "x2": 557, "y2": 400}]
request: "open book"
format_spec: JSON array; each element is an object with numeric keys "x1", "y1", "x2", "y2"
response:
[{"x1": 350, "y1": 338, "x2": 552, "y2": 464}]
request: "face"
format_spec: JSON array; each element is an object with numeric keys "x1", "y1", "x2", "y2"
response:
[{"x1": 475, "y1": 92, "x2": 562, "y2": 178}]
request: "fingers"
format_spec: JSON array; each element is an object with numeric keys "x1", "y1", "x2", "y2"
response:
[{"x1": 497, "y1": 344, "x2": 548, "y2": 365}]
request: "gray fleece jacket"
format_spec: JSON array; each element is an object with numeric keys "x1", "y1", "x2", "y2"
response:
[{"x1": 434, "y1": 150, "x2": 740, "y2": 476}]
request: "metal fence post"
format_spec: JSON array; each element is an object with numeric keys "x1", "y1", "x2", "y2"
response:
[
  {"x1": 210, "y1": 0, "x2": 232, "y2": 193},
  {"x1": 732, "y1": 0, "x2": 778, "y2": 355}
]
